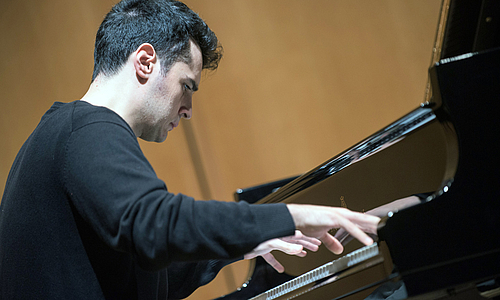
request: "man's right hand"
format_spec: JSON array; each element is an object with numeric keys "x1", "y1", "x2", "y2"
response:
[{"x1": 286, "y1": 204, "x2": 380, "y2": 255}]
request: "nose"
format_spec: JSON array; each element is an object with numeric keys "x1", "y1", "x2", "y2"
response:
[
  {"x1": 180, "y1": 107, "x2": 192, "y2": 120},
  {"x1": 180, "y1": 95, "x2": 193, "y2": 120}
]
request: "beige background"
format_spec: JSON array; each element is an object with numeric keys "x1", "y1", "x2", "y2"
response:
[{"x1": 0, "y1": 1, "x2": 442, "y2": 298}]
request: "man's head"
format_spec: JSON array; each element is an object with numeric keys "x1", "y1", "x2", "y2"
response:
[
  {"x1": 85, "y1": 0, "x2": 223, "y2": 142},
  {"x1": 92, "y1": 0, "x2": 222, "y2": 82},
  {"x1": 131, "y1": 39, "x2": 202, "y2": 142}
]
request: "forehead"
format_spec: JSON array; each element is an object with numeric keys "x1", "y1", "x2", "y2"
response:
[
  {"x1": 188, "y1": 39, "x2": 203, "y2": 73},
  {"x1": 160, "y1": 40, "x2": 202, "y2": 82},
  {"x1": 171, "y1": 40, "x2": 202, "y2": 84}
]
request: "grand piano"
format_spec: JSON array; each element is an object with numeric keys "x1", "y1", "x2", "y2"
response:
[{"x1": 217, "y1": 0, "x2": 500, "y2": 299}]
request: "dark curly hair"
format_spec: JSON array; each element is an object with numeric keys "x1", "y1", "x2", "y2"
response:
[{"x1": 91, "y1": 0, "x2": 223, "y2": 81}]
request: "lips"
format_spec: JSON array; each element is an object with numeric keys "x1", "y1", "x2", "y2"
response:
[{"x1": 170, "y1": 122, "x2": 179, "y2": 131}]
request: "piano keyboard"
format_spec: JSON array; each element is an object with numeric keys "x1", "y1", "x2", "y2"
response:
[{"x1": 249, "y1": 243, "x2": 380, "y2": 300}]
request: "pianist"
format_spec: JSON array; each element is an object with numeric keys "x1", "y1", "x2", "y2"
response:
[{"x1": 0, "y1": 0, "x2": 380, "y2": 299}]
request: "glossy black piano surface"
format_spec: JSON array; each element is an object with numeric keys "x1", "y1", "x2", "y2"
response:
[
  {"x1": 378, "y1": 46, "x2": 500, "y2": 300},
  {"x1": 216, "y1": 0, "x2": 500, "y2": 299}
]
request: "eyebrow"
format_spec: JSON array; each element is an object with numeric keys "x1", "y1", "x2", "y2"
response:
[{"x1": 189, "y1": 78, "x2": 199, "y2": 92}]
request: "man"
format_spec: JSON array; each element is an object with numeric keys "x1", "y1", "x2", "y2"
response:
[{"x1": 0, "y1": 0, "x2": 380, "y2": 299}]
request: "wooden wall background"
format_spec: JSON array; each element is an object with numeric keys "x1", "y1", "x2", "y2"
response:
[{"x1": 0, "y1": 0, "x2": 442, "y2": 298}]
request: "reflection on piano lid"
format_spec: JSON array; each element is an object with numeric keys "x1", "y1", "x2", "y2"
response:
[{"x1": 250, "y1": 107, "x2": 437, "y2": 206}]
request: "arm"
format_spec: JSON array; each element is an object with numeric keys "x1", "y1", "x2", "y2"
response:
[
  {"x1": 167, "y1": 259, "x2": 237, "y2": 299},
  {"x1": 64, "y1": 107, "x2": 379, "y2": 275},
  {"x1": 64, "y1": 119, "x2": 296, "y2": 270}
]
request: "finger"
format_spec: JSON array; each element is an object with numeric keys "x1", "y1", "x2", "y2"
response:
[
  {"x1": 333, "y1": 228, "x2": 354, "y2": 245},
  {"x1": 281, "y1": 231, "x2": 321, "y2": 252},
  {"x1": 289, "y1": 231, "x2": 322, "y2": 245},
  {"x1": 298, "y1": 241, "x2": 320, "y2": 252},
  {"x1": 244, "y1": 252, "x2": 257, "y2": 260},
  {"x1": 292, "y1": 232, "x2": 322, "y2": 246},
  {"x1": 273, "y1": 239, "x2": 304, "y2": 255},
  {"x1": 337, "y1": 216, "x2": 374, "y2": 246},
  {"x1": 331, "y1": 209, "x2": 379, "y2": 242},
  {"x1": 334, "y1": 213, "x2": 380, "y2": 245},
  {"x1": 333, "y1": 228, "x2": 346, "y2": 241},
  {"x1": 281, "y1": 237, "x2": 320, "y2": 252},
  {"x1": 319, "y1": 233, "x2": 344, "y2": 255},
  {"x1": 262, "y1": 253, "x2": 284, "y2": 273},
  {"x1": 343, "y1": 212, "x2": 381, "y2": 235}
]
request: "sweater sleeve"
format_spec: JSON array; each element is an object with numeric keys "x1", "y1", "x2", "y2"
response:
[
  {"x1": 166, "y1": 259, "x2": 238, "y2": 299},
  {"x1": 63, "y1": 119, "x2": 295, "y2": 271}
]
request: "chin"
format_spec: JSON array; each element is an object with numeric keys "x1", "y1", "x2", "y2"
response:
[
  {"x1": 156, "y1": 130, "x2": 169, "y2": 143},
  {"x1": 139, "y1": 132, "x2": 167, "y2": 143},
  {"x1": 157, "y1": 135, "x2": 168, "y2": 143}
]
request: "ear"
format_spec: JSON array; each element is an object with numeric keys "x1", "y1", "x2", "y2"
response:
[{"x1": 133, "y1": 43, "x2": 157, "y2": 81}]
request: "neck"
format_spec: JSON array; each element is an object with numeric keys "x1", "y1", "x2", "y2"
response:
[{"x1": 81, "y1": 73, "x2": 143, "y2": 137}]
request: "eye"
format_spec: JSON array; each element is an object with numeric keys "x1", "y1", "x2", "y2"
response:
[{"x1": 184, "y1": 83, "x2": 192, "y2": 91}]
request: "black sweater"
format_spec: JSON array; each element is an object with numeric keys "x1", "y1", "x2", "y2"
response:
[{"x1": 0, "y1": 101, "x2": 295, "y2": 299}]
